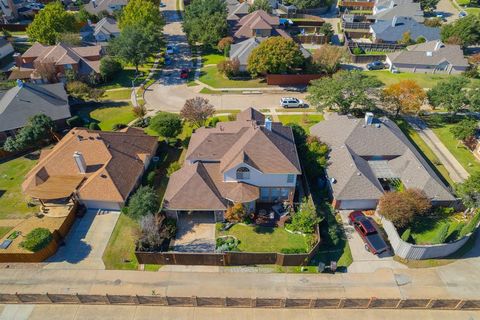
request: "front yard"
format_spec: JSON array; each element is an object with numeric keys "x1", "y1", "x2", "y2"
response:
[
  {"x1": 0, "y1": 154, "x2": 39, "y2": 219},
  {"x1": 216, "y1": 224, "x2": 308, "y2": 253},
  {"x1": 278, "y1": 114, "x2": 324, "y2": 132},
  {"x1": 365, "y1": 70, "x2": 480, "y2": 88},
  {"x1": 199, "y1": 66, "x2": 269, "y2": 89},
  {"x1": 72, "y1": 102, "x2": 137, "y2": 130}
]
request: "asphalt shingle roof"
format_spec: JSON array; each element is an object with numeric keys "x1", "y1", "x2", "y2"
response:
[{"x1": 371, "y1": 16, "x2": 440, "y2": 42}]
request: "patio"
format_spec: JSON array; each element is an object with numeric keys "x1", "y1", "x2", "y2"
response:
[{"x1": 252, "y1": 202, "x2": 291, "y2": 227}]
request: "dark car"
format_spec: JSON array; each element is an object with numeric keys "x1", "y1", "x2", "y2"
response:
[
  {"x1": 348, "y1": 211, "x2": 388, "y2": 255},
  {"x1": 180, "y1": 68, "x2": 189, "y2": 79},
  {"x1": 367, "y1": 61, "x2": 385, "y2": 70}
]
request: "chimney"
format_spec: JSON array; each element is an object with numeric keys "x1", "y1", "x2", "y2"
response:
[
  {"x1": 264, "y1": 116, "x2": 272, "y2": 131},
  {"x1": 73, "y1": 151, "x2": 86, "y2": 174},
  {"x1": 391, "y1": 16, "x2": 397, "y2": 27},
  {"x1": 365, "y1": 112, "x2": 374, "y2": 126}
]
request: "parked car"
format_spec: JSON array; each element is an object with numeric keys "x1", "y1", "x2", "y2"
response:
[
  {"x1": 348, "y1": 211, "x2": 389, "y2": 255},
  {"x1": 159, "y1": 2, "x2": 166, "y2": 7},
  {"x1": 166, "y1": 45, "x2": 175, "y2": 54},
  {"x1": 280, "y1": 97, "x2": 305, "y2": 108},
  {"x1": 164, "y1": 56, "x2": 172, "y2": 65},
  {"x1": 366, "y1": 61, "x2": 385, "y2": 70},
  {"x1": 459, "y1": 11, "x2": 467, "y2": 18},
  {"x1": 180, "y1": 68, "x2": 189, "y2": 79}
]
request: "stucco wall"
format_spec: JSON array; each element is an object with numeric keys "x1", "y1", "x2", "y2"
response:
[{"x1": 223, "y1": 162, "x2": 297, "y2": 188}]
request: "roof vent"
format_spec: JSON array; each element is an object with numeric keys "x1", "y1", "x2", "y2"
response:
[
  {"x1": 357, "y1": 172, "x2": 361, "y2": 176},
  {"x1": 391, "y1": 16, "x2": 398, "y2": 27},
  {"x1": 365, "y1": 112, "x2": 374, "y2": 126},
  {"x1": 426, "y1": 51, "x2": 433, "y2": 57},
  {"x1": 375, "y1": 123, "x2": 381, "y2": 128},
  {"x1": 330, "y1": 177, "x2": 336, "y2": 184},
  {"x1": 73, "y1": 151, "x2": 86, "y2": 174}
]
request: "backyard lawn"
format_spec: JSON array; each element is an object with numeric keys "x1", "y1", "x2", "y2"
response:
[
  {"x1": 202, "y1": 53, "x2": 225, "y2": 65},
  {"x1": 408, "y1": 214, "x2": 466, "y2": 245},
  {"x1": 365, "y1": 70, "x2": 480, "y2": 88},
  {"x1": 101, "y1": 89, "x2": 132, "y2": 101},
  {"x1": 216, "y1": 224, "x2": 308, "y2": 253},
  {"x1": 72, "y1": 102, "x2": 136, "y2": 130},
  {"x1": 423, "y1": 116, "x2": 480, "y2": 175},
  {"x1": 278, "y1": 114, "x2": 324, "y2": 132},
  {"x1": 0, "y1": 154, "x2": 39, "y2": 219},
  {"x1": 394, "y1": 118, "x2": 454, "y2": 186},
  {"x1": 0, "y1": 226, "x2": 13, "y2": 239},
  {"x1": 199, "y1": 66, "x2": 269, "y2": 89}
]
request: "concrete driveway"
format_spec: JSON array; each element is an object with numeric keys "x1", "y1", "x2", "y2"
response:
[
  {"x1": 173, "y1": 212, "x2": 215, "y2": 252},
  {"x1": 44, "y1": 210, "x2": 119, "y2": 270},
  {"x1": 338, "y1": 211, "x2": 406, "y2": 273},
  {"x1": 436, "y1": 0, "x2": 460, "y2": 22}
]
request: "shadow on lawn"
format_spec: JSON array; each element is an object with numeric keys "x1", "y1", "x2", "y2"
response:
[{"x1": 253, "y1": 226, "x2": 274, "y2": 234}]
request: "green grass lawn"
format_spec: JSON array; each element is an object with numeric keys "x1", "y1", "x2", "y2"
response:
[
  {"x1": 365, "y1": 70, "x2": 480, "y2": 88},
  {"x1": 217, "y1": 224, "x2": 308, "y2": 253},
  {"x1": 394, "y1": 118, "x2": 454, "y2": 186},
  {"x1": 0, "y1": 154, "x2": 39, "y2": 219},
  {"x1": 199, "y1": 66, "x2": 269, "y2": 89},
  {"x1": 278, "y1": 114, "x2": 324, "y2": 133},
  {"x1": 102, "y1": 89, "x2": 132, "y2": 101},
  {"x1": 72, "y1": 102, "x2": 137, "y2": 130},
  {"x1": 0, "y1": 226, "x2": 13, "y2": 239},
  {"x1": 202, "y1": 53, "x2": 225, "y2": 65},
  {"x1": 98, "y1": 58, "x2": 159, "y2": 90},
  {"x1": 409, "y1": 214, "x2": 465, "y2": 245},
  {"x1": 423, "y1": 116, "x2": 480, "y2": 175}
]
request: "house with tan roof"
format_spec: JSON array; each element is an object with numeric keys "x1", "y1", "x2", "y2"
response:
[
  {"x1": 22, "y1": 127, "x2": 158, "y2": 211},
  {"x1": 163, "y1": 108, "x2": 301, "y2": 221},
  {"x1": 310, "y1": 113, "x2": 455, "y2": 210},
  {"x1": 10, "y1": 42, "x2": 103, "y2": 82},
  {"x1": 232, "y1": 10, "x2": 291, "y2": 41}
]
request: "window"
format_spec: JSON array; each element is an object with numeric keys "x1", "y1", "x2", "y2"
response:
[
  {"x1": 271, "y1": 188, "x2": 281, "y2": 201},
  {"x1": 287, "y1": 174, "x2": 295, "y2": 183},
  {"x1": 260, "y1": 188, "x2": 269, "y2": 201},
  {"x1": 280, "y1": 188, "x2": 290, "y2": 199},
  {"x1": 236, "y1": 167, "x2": 250, "y2": 180}
]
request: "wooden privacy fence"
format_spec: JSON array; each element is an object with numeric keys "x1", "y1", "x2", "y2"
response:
[
  {"x1": 0, "y1": 293, "x2": 479, "y2": 310},
  {"x1": 295, "y1": 34, "x2": 329, "y2": 44}
]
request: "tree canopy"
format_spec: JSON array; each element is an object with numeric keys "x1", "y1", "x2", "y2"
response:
[
  {"x1": 149, "y1": 112, "x2": 183, "y2": 138},
  {"x1": 119, "y1": 0, "x2": 164, "y2": 31},
  {"x1": 378, "y1": 189, "x2": 432, "y2": 228},
  {"x1": 284, "y1": 0, "x2": 325, "y2": 9},
  {"x1": 455, "y1": 172, "x2": 480, "y2": 209},
  {"x1": 126, "y1": 185, "x2": 159, "y2": 220},
  {"x1": 307, "y1": 70, "x2": 382, "y2": 114},
  {"x1": 441, "y1": 15, "x2": 480, "y2": 46},
  {"x1": 427, "y1": 77, "x2": 470, "y2": 113},
  {"x1": 419, "y1": 0, "x2": 439, "y2": 12},
  {"x1": 183, "y1": 0, "x2": 227, "y2": 48},
  {"x1": 381, "y1": 80, "x2": 426, "y2": 116},
  {"x1": 450, "y1": 118, "x2": 478, "y2": 141},
  {"x1": 3, "y1": 114, "x2": 55, "y2": 152},
  {"x1": 180, "y1": 97, "x2": 215, "y2": 127},
  {"x1": 249, "y1": 0, "x2": 272, "y2": 13},
  {"x1": 289, "y1": 197, "x2": 321, "y2": 234},
  {"x1": 26, "y1": 2, "x2": 76, "y2": 45},
  {"x1": 312, "y1": 45, "x2": 345, "y2": 75},
  {"x1": 247, "y1": 36, "x2": 305, "y2": 77}
]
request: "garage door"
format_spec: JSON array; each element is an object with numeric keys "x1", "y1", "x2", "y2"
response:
[
  {"x1": 338, "y1": 200, "x2": 377, "y2": 210},
  {"x1": 81, "y1": 200, "x2": 122, "y2": 211}
]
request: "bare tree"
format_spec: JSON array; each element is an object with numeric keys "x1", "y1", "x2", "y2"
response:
[
  {"x1": 33, "y1": 59, "x2": 58, "y2": 83},
  {"x1": 312, "y1": 45, "x2": 345, "y2": 75},
  {"x1": 180, "y1": 97, "x2": 215, "y2": 128}
]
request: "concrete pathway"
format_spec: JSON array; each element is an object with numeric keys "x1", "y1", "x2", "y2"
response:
[
  {"x1": 44, "y1": 210, "x2": 120, "y2": 270},
  {"x1": 404, "y1": 116, "x2": 469, "y2": 183}
]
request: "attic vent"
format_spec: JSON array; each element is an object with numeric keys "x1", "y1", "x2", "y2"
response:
[
  {"x1": 100, "y1": 174, "x2": 107, "y2": 178},
  {"x1": 357, "y1": 172, "x2": 362, "y2": 176},
  {"x1": 89, "y1": 137, "x2": 94, "y2": 140},
  {"x1": 77, "y1": 135, "x2": 84, "y2": 141},
  {"x1": 375, "y1": 123, "x2": 381, "y2": 128},
  {"x1": 426, "y1": 51, "x2": 433, "y2": 57},
  {"x1": 330, "y1": 177, "x2": 337, "y2": 184}
]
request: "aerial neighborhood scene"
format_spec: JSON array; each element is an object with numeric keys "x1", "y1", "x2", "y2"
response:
[{"x1": 0, "y1": 0, "x2": 479, "y2": 317}]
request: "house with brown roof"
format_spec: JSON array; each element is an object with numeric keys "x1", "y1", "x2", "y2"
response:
[
  {"x1": 22, "y1": 127, "x2": 158, "y2": 211},
  {"x1": 163, "y1": 108, "x2": 301, "y2": 221},
  {"x1": 232, "y1": 10, "x2": 291, "y2": 41},
  {"x1": 10, "y1": 42, "x2": 103, "y2": 82}
]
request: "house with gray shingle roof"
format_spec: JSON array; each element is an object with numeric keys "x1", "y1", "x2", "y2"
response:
[
  {"x1": 163, "y1": 108, "x2": 301, "y2": 221},
  {"x1": 372, "y1": 0, "x2": 424, "y2": 23},
  {"x1": 229, "y1": 37, "x2": 265, "y2": 71},
  {"x1": 370, "y1": 16, "x2": 440, "y2": 43},
  {"x1": 227, "y1": 0, "x2": 250, "y2": 22},
  {"x1": 386, "y1": 41, "x2": 469, "y2": 74},
  {"x1": 310, "y1": 113, "x2": 455, "y2": 210},
  {"x1": 0, "y1": 82, "x2": 70, "y2": 144}
]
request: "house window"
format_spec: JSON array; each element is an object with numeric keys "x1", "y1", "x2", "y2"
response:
[
  {"x1": 260, "y1": 188, "x2": 269, "y2": 201},
  {"x1": 271, "y1": 188, "x2": 281, "y2": 201},
  {"x1": 287, "y1": 174, "x2": 295, "y2": 183},
  {"x1": 280, "y1": 188, "x2": 290, "y2": 199},
  {"x1": 236, "y1": 167, "x2": 250, "y2": 180}
]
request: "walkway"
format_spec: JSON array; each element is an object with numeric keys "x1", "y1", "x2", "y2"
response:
[{"x1": 404, "y1": 116, "x2": 469, "y2": 183}]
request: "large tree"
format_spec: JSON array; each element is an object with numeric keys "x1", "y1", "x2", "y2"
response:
[
  {"x1": 180, "y1": 97, "x2": 215, "y2": 127},
  {"x1": 249, "y1": 0, "x2": 272, "y2": 13},
  {"x1": 468, "y1": 85, "x2": 480, "y2": 112},
  {"x1": 427, "y1": 77, "x2": 470, "y2": 114},
  {"x1": 149, "y1": 112, "x2": 182, "y2": 138},
  {"x1": 26, "y1": 2, "x2": 76, "y2": 45},
  {"x1": 126, "y1": 186, "x2": 159, "y2": 220},
  {"x1": 312, "y1": 45, "x2": 344, "y2": 75},
  {"x1": 183, "y1": 0, "x2": 227, "y2": 48},
  {"x1": 247, "y1": 36, "x2": 305, "y2": 77},
  {"x1": 381, "y1": 80, "x2": 426, "y2": 116},
  {"x1": 3, "y1": 114, "x2": 55, "y2": 152},
  {"x1": 307, "y1": 70, "x2": 382, "y2": 114},
  {"x1": 119, "y1": 0, "x2": 164, "y2": 31},
  {"x1": 441, "y1": 15, "x2": 480, "y2": 47},
  {"x1": 110, "y1": 25, "x2": 158, "y2": 72},
  {"x1": 378, "y1": 189, "x2": 432, "y2": 228},
  {"x1": 455, "y1": 172, "x2": 480, "y2": 209},
  {"x1": 449, "y1": 118, "x2": 478, "y2": 141}
]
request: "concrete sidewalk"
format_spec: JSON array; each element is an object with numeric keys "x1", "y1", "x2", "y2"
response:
[{"x1": 404, "y1": 116, "x2": 469, "y2": 183}]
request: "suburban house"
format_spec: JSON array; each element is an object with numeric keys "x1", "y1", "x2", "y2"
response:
[
  {"x1": 310, "y1": 113, "x2": 455, "y2": 210},
  {"x1": 81, "y1": 17, "x2": 120, "y2": 43},
  {"x1": 22, "y1": 127, "x2": 158, "y2": 211},
  {"x1": 84, "y1": 0, "x2": 127, "y2": 15},
  {"x1": 229, "y1": 37, "x2": 265, "y2": 71},
  {"x1": 370, "y1": 16, "x2": 440, "y2": 43},
  {"x1": 163, "y1": 108, "x2": 301, "y2": 222},
  {"x1": 0, "y1": 38, "x2": 14, "y2": 60},
  {"x1": 0, "y1": 82, "x2": 70, "y2": 145},
  {"x1": 232, "y1": 10, "x2": 291, "y2": 41},
  {"x1": 386, "y1": 40, "x2": 469, "y2": 74},
  {"x1": 372, "y1": 0, "x2": 424, "y2": 23},
  {"x1": 227, "y1": 0, "x2": 250, "y2": 22},
  {"x1": 9, "y1": 42, "x2": 103, "y2": 82}
]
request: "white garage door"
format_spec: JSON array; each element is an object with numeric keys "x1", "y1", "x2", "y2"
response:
[
  {"x1": 339, "y1": 200, "x2": 377, "y2": 210},
  {"x1": 81, "y1": 200, "x2": 122, "y2": 211}
]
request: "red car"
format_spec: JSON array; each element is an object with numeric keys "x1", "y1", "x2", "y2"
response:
[
  {"x1": 348, "y1": 211, "x2": 388, "y2": 255},
  {"x1": 180, "y1": 68, "x2": 189, "y2": 79}
]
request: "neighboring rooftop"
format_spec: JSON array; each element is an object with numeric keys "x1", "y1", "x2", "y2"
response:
[
  {"x1": 0, "y1": 82, "x2": 70, "y2": 132},
  {"x1": 94, "y1": 17, "x2": 120, "y2": 37},
  {"x1": 230, "y1": 37, "x2": 265, "y2": 66},
  {"x1": 233, "y1": 10, "x2": 290, "y2": 40},
  {"x1": 310, "y1": 114, "x2": 455, "y2": 202},
  {"x1": 372, "y1": 0, "x2": 424, "y2": 23},
  {"x1": 371, "y1": 16, "x2": 440, "y2": 42},
  {"x1": 227, "y1": 0, "x2": 250, "y2": 21},
  {"x1": 84, "y1": 0, "x2": 127, "y2": 14}
]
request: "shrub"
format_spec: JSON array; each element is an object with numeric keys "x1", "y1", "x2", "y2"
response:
[
  {"x1": 328, "y1": 224, "x2": 340, "y2": 246},
  {"x1": 89, "y1": 122, "x2": 101, "y2": 130},
  {"x1": 215, "y1": 236, "x2": 239, "y2": 252},
  {"x1": 459, "y1": 211, "x2": 480, "y2": 238},
  {"x1": 432, "y1": 223, "x2": 449, "y2": 244},
  {"x1": 137, "y1": 213, "x2": 176, "y2": 252},
  {"x1": 401, "y1": 228, "x2": 411, "y2": 242},
  {"x1": 225, "y1": 203, "x2": 246, "y2": 222},
  {"x1": 66, "y1": 115, "x2": 84, "y2": 127},
  {"x1": 113, "y1": 123, "x2": 127, "y2": 131},
  {"x1": 146, "y1": 170, "x2": 156, "y2": 186},
  {"x1": 217, "y1": 58, "x2": 240, "y2": 78},
  {"x1": 208, "y1": 116, "x2": 220, "y2": 127},
  {"x1": 126, "y1": 185, "x2": 159, "y2": 220},
  {"x1": 132, "y1": 117, "x2": 151, "y2": 128},
  {"x1": 100, "y1": 56, "x2": 123, "y2": 81},
  {"x1": 66, "y1": 81, "x2": 104, "y2": 101},
  {"x1": 166, "y1": 161, "x2": 181, "y2": 177},
  {"x1": 378, "y1": 189, "x2": 432, "y2": 228},
  {"x1": 290, "y1": 197, "x2": 321, "y2": 234},
  {"x1": 352, "y1": 47, "x2": 364, "y2": 55},
  {"x1": 280, "y1": 247, "x2": 307, "y2": 254},
  {"x1": 20, "y1": 228, "x2": 53, "y2": 252},
  {"x1": 149, "y1": 112, "x2": 182, "y2": 138}
]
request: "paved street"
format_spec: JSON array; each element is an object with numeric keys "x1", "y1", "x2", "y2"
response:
[
  {"x1": 404, "y1": 116, "x2": 469, "y2": 183},
  {"x1": 0, "y1": 304, "x2": 478, "y2": 320}
]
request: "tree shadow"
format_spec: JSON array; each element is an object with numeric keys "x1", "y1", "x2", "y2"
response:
[{"x1": 253, "y1": 225, "x2": 275, "y2": 234}]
